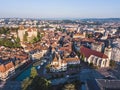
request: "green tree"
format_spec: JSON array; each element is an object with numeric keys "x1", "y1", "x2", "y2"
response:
[
  {"x1": 37, "y1": 31, "x2": 40, "y2": 40},
  {"x1": 29, "y1": 76, "x2": 51, "y2": 90},
  {"x1": 63, "y1": 84, "x2": 76, "y2": 90},
  {"x1": 16, "y1": 36, "x2": 20, "y2": 43},
  {"x1": 13, "y1": 36, "x2": 21, "y2": 47},
  {"x1": 23, "y1": 31, "x2": 28, "y2": 41},
  {"x1": 81, "y1": 54, "x2": 85, "y2": 61},
  {"x1": 33, "y1": 37, "x2": 37, "y2": 42},
  {"x1": 89, "y1": 63, "x2": 97, "y2": 69},
  {"x1": 46, "y1": 64, "x2": 51, "y2": 73},
  {"x1": 86, "y1": 34, "x2": 93, "y2": 38},
  {"x1": 30, "y1": 67, "x2": 38, "y2": 78},
  {"x1": 76, "y1": 52, "x2": 80, "y2": 59},
  {"x1": 110, "y1": 60, "x2": 116, "y2": 68},
  {"x1": 0, "y1": 27, "x2": 10, "y2": 34},
  {"x1": 22, "y1": 67, "x2": 38, "y2": 90},
  {"x1": 37, "y1": 31, "x2": 43, "y2": 41},
  {"x1": 22, "y1": 77, "x2": 32, "y2": 90},
  {"x1": 0, "y1": 38, "x2": 21, "y2": 48},
  {"x1": 4, "y1": 39, "x2": 13, "y2": 48},
  {"x1": 22, "y1": 77, "x2": 51, "y2": 90},
  {"x1": 0, "y1": 39, "x2": 4, "y2": 46}
]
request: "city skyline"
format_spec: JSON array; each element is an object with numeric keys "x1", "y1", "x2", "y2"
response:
[
  {"x1": 0, "y1": 1, "x2": 120, "y2": 89},
  {"x1": 0, "y1": 0, "x2": 120, "y2": 19}
]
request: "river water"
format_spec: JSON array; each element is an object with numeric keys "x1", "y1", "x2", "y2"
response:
[{"x1": 15, "y1": 66, "x2": 32, "y2": 81}]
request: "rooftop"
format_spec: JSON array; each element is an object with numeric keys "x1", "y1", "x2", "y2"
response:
[
  {"x1": 96, "y1": 79, "x2": 120, "y2": 90},
  {"x1": 80, "y1": 46, "x2": 108, "y2": 58}
]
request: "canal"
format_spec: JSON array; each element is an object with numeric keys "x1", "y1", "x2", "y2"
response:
[
  {"x1": 15, "y1": 65, "x2": 34, "y2": 81},
  {"x1": 15, "y1": 60, "x2": 45, "y2": 81},
  {"x1": 15, "y1": 62, "x2": 40, "y2": 81}
]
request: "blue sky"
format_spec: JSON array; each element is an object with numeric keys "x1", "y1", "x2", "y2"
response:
[{"x1": 0, "y1": 0, "x2": 120, "y2": 18}]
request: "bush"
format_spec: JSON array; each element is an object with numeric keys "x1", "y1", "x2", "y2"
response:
[
  {"x1": 110, "y1": 60, "x2": 116, "y2": 68},
  {"x1": 22, "y1": 67, "x2": 51, "y2": 90}
]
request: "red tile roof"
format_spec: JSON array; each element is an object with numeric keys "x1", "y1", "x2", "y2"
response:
[
  {"x1": 28, "y1": 28, "x2": 32, "y2": 32},
  {"x1": 0, "y1": 64, "x2": 6, "y2": 72},
  {"x1": 0, "y1": 62, "x2": 14, "y2": 73},
  {"x1": 5, "y1": 62, "x2": 14, "y2": 71},
  {"x1": 82, "y1": 38, "x2": 95, "y2": 43},
  {"x1": 80, "y1": 46, "x2": 108, "y2": 58},
  {"x1": 59, "y1": 47, "x2": 72, "y2": 53},
  {"x1": 64, "y1": 57, "x2": 79, "y2": 62}
]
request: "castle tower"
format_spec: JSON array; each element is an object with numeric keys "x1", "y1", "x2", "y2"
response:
[
  {"x1": 19, "y1": 25, "x2": 24, "y2": 30},
  {"x1": 77, "y1": 27, "x2": 80, "y2": 33},
  {"x1": 52, "y1": 47, "x2": 56, "y2": 54},
  {"x1": 18, "y1": 26, "x2": 26, "y2": 42},
  {"x1": 51, "y1": 53, "x2": 58, "y2": 66},
  {"x1": 83, "y1": 32, "x2": 86, "y2": 38},
  {"x1": 104, "y1": 40, "x2": 112, "y2": 60},
  {"x1": 55, "y1": 52, "x2": 61, "y2": 66}
]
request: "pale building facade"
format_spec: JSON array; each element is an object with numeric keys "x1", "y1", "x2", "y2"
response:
[
  {"x1": 104, "y1": 46, "x2": 112, "y2": 60},
  {"x1": 0, "y1": 62, "x2": 15, "y2": 81},
  {"x1": 50, "y1": 53, "x2": 80, "y2": 72},
  {"x1": 73, "y1": 32, "x2": 86, "y2": 39},
  {"x1": 91, "y1": 42, "x2": 104, "y2": 52},
  {"x1": 87, "y1": 55, "x2": 109, "y2": 67},
  {"x1": 80, "y1": 46, "x2": 109, "y2": 68},
  {"x1": 18, "y1": 26, "x2": 37, "y2": 42},
  {"x1": 50, "y1": 54, "x2": 67, "y2": 72},
  {"x1": 111, "y1": 47, "x2": 120, "y2": 62},
  {"x1": 65, "y1": 57, "x2": 80, "y2": 65}
]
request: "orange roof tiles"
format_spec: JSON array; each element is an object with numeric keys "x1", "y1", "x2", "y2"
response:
[
  {"x1": 0, "y1": 62, "x2": 14, "y2": 73},
  {"x1": 0, "y1": 64, "x2": 6, "y2": 73},
  {"x1": 53, "y1": 54, "x2": 58, "y2": 62},
  {"x1": 61, "y1": 60, "x2": 67, "y2": 64},
  {"x1": 28, "y1": 28, "x2": 32, "y2": 32},
  {"x1": 64, "y1": 57, "x2": 79, "y2": 62},
  {"x1": 82, "y1": 38, "x2": 95, "y2": 43},
  {"x1": 5, "y1": 62, "x2": 14, "y2": 71}
]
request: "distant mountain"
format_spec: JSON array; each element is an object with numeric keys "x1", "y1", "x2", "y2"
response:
[{"x1": 81, "y1": 18, "x2": 120, "y2": 22}]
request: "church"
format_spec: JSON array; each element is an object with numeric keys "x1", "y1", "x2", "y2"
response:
[
  {"x1": 80, "y1": 46, "x2": 111, "y2": 68},
  {"x1": 50, "y1": 52, "x2": 80, "y2": 72},
  {"x1": 50, "y1": 53, "x2": 67, "y2": 72}
]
